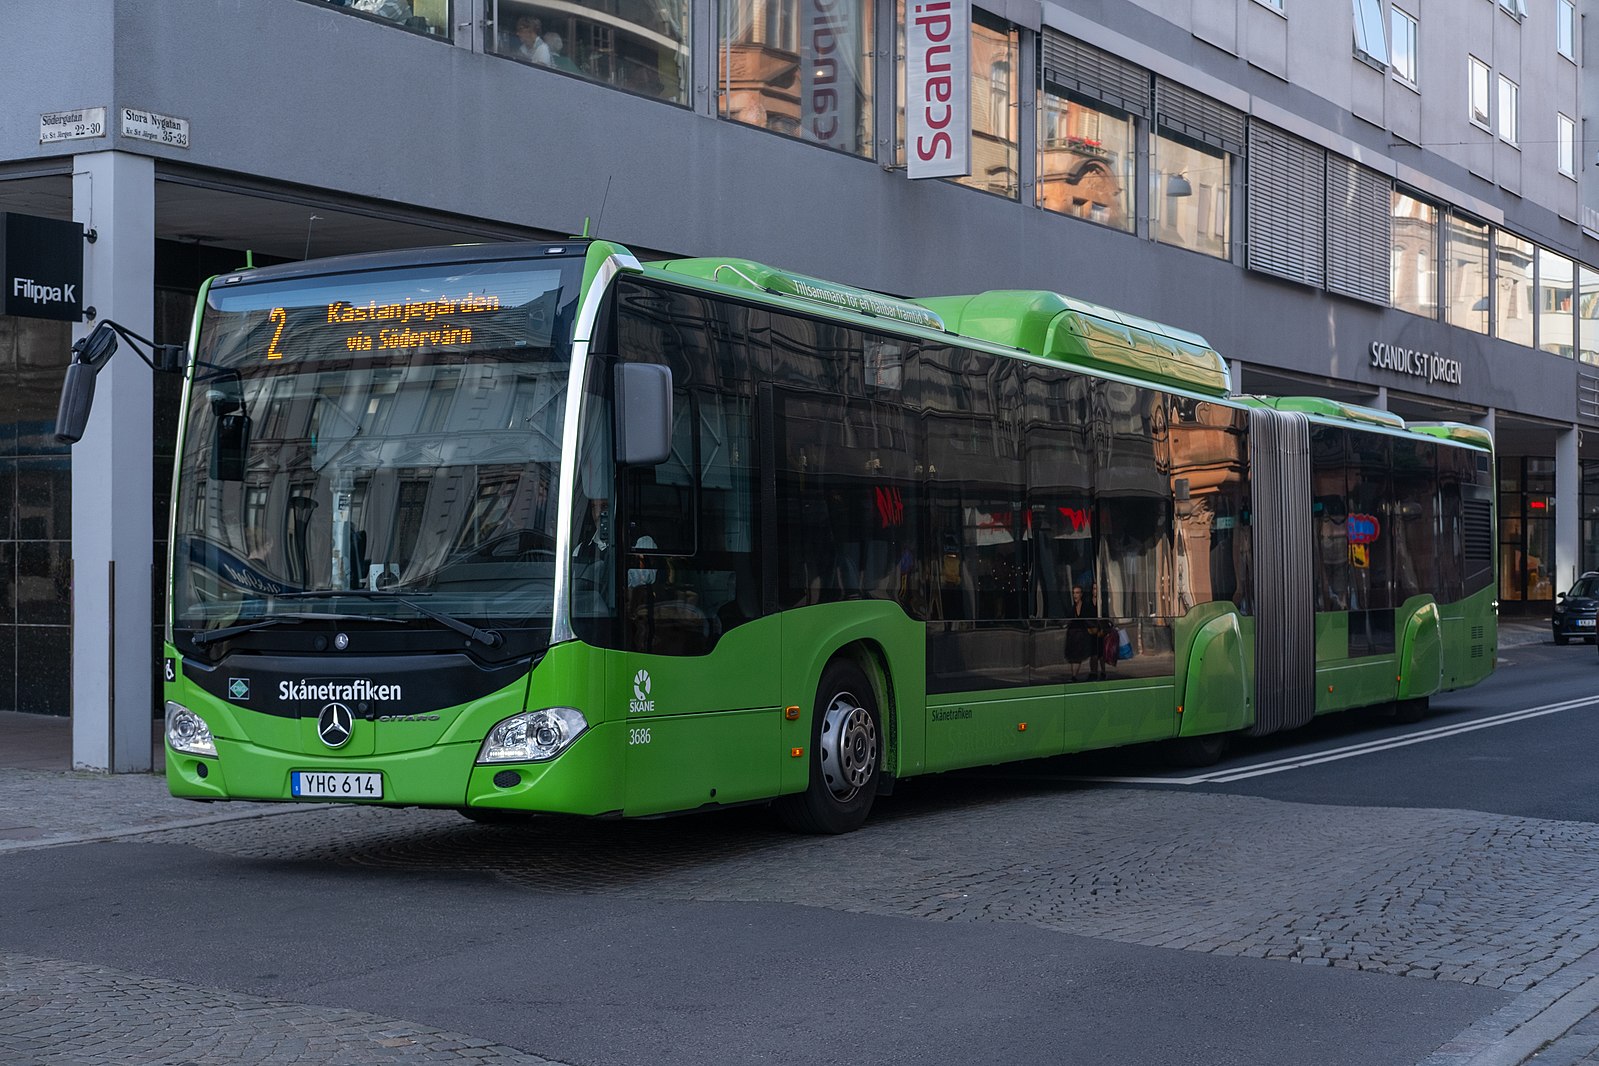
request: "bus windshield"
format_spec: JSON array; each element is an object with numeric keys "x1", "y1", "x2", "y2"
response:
[{"x1": 172, "y1": 256, "x2": 582, "y2": 655}]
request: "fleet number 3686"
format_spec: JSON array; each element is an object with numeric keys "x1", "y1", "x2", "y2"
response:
[{"x1": 628, "y1": 728, "x2": 652, "y2": 745}]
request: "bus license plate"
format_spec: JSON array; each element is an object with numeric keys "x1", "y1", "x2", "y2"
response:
[
  {"x1": 291, "y1": 770, "x2": 382, "y2": 799},
  {"x1": 1580, "y1": 619, "x2": 1596, "y2": 628}
]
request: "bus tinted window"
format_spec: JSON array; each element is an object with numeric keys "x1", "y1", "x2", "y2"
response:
[
  {"x1": 1311, "y1": 424, "x2": 1350, "y2": 612},
  {"x1": 1391, "y1": 437, "x2": 1438, "y2": 604},
  {"x1": 1091, "y1": 380, "x2": 1172, "y2": 669},
  {"x1": 1169, "y1": 399, "x2": 1249, "y2": 611},
  {"x1": 611, "y1": 282, "x2": 763, "y2": 655},
  {"x1": 1348, "y1": 430, "x2": 1394, "y2": 619}
]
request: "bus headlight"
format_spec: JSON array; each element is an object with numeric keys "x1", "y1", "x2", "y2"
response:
[
  {"x1": 165, "y1": 701, "x2": 217, "y2": 758},
  {"x1": 477, "y1": 708, "x2": 588, "y2": 764}
]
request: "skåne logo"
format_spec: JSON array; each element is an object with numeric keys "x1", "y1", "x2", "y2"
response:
[{"x1": 630, "y1": 669, "x2": 654, "y2": 714}]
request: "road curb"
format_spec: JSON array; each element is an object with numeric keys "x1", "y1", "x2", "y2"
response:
[
  {"x1": 0, "y1": 802, "x2": 329, "y2": 855},
  {"x1": 1422, "y1": 946, "x2": 1599, "y2": 1066},
  {"x1": 1488, "y1": 971, "x2": 1599, "y2": 1065}
]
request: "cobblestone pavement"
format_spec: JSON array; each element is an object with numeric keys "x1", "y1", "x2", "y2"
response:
[
  {"x1": 0, "y1": 769, "x2": 1592, "y2": 1063},
  {"x1": 0, "y1": 768, "x2": 316, "y2": 851},
  {"x1": 0, "y1": 952, "x2": 568, "y2": 1065},
  {"x1": 109, "y1": 785, "x2": 1599, "y2": 994},
  {"x1": 3, "y1": 620, "x2": 1594, "y2": 1066}
]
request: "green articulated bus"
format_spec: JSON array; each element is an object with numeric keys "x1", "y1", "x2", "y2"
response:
[{"x1": 58, "y1": 239, "x2": 1497, "y2": 833}]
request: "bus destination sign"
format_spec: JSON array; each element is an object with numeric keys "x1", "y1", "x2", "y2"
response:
[{"x1": 265, "y1": 293, "x2": 511, "y2": 361}]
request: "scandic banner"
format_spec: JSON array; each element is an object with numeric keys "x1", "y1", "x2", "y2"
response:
[
  {"x1": 801, "y1": 0, "x2": 862, "y2": 154},
  {"x1": 905, "y1": 0, "x2": 971, "y2": 179}
]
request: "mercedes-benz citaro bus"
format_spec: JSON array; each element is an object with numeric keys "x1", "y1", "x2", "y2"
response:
[{"x1": 55, "y1": 239, "x2": 1497, "y2": 833}]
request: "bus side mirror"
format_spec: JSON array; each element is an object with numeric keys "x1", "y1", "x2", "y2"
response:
[
  {"x1": 55, "y1": 362, "x2": 98, "y2": 445},
  {"x1": 54, "y1": 324, "x2": 120, "y2": 444},
  {"x1": 614, "y1": 362, "x2": 673, "y2": 466}
]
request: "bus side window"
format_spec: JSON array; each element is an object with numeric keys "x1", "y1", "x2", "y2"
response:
[{"x1": 614, "y1": 283, "x2": 763, "y2": 655}]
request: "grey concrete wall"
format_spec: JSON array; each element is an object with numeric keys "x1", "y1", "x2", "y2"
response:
[
  {"x1": 0, "y1": 1, "x2": 117, "y2": 160},
  {"x1": 0, "y1": 0, "x2": 1588, "y2": 423}
]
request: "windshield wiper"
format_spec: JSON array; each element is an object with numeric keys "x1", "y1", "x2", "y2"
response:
[
  {"x1": 192, "y1": 615, "x2": 305, "y2": 646},
  {"x1": 191, "y1": 613, "x2": 409, "y2": 645},
  {"x1": 272, "y1": 590, "x2": 504, "y2": 649}
]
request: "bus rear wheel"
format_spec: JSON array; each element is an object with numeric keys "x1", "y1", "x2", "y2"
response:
[
  {"x1": 1163, "y1": 732, "x2": 1229, "y2": 768},
  {"x1": 458, "y1": 807, "x2": 534, "y2": 825},
  {"x1": 1392, "y1": 697, "x2": 1430, "y2": 723},
  {"x1": 774, "y1": 660, "x2": 882, "y2": 834}
]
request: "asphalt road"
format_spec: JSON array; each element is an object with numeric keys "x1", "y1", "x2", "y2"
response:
[
  {"x1": 7, "y1": 641, "x2": 1599, "y2": 1065},
  {"x1": 1038, "y1": 636, "x2": 1599, "y2": 822}
]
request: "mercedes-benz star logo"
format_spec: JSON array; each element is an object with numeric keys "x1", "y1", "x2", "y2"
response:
[{"x1": 318, "y1": 702, "x2": 354, "y2": 749}]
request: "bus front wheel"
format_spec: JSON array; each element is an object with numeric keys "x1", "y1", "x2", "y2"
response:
[{"x1": 775, "y1": 660, "x2": 882, "y2": 834}]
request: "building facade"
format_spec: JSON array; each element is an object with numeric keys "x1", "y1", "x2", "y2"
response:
[{"x1": 0, "y1": 0, "x2": 1593, "y2": 766}]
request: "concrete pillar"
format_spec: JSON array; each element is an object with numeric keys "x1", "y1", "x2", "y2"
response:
[
  {"x1": 1557, "y1": 423, "x2": 1581, "y2": 589},
  {"x1": 70, "y1": 151, "x2": 155, "y2": 772}
]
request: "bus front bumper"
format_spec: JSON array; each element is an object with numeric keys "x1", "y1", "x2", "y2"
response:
[{"x1": 165, "y1": 723, "x2": 623, "y2": 816}]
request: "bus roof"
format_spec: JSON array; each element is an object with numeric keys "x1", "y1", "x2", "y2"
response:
[
  {"x1": 650, "y1": 257, "x2": 948, "y2": 332},
  {"x1": 1242, "y1": 394, "x2": 1407, "y2": 429},
  {"x1": 651, "y1": 256, "x2": 1232, "y2": 397},
  {"x1": 915, "y1": 290, "x2": 1230, "y2": 397},
  {"x1": 1237, "y1": 397, "x2": 1494, "y2": 450},
  {"x1": 209, "y1": 240, "x2": 587, "y2": 288},
  {"x1": 213, "y1": 241, "x2": 1490, "y2": 452},
  {"x1": 1406, "y1": 422, "x2": 1495, "y2": 450}
]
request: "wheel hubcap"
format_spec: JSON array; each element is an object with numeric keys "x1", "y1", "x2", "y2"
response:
[{"x1": 819, "y1": 692, "x2": 876, "y2": 800}]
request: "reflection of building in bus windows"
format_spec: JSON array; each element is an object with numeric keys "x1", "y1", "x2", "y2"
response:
[
  {"x1": 718, "y1": 0, "x2": 875, "y2": 156},
  {"x1": 487, "y1": 0, "x2": 691, "y2": 103}
]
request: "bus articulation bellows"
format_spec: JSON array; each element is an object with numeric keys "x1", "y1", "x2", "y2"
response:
[{"x1": 57, "y1": 239, "x2": 1496, "y2": 833}]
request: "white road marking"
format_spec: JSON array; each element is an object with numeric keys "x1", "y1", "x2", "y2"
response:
[{"x1": 1045, "y1": 695, "x2": 1599, "y2": 786}]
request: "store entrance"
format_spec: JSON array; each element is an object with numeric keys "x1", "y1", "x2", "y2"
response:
[{"x1": 1499, "y1": 456, "x2": 1555, "y2": 615}]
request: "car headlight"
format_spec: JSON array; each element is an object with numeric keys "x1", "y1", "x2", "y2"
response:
[
  {"x1": 477, "y1": 707, "x2": 588, "y2": 764},
  {"x1": 165, "y1": 701, "x2": 217, "y2": 758}
]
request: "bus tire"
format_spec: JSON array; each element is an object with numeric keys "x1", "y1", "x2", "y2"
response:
[
  {"x1": 1393, "y1": 697, "x2": 1429, "y2": 723},
  {"x1": 458, "y1": 807, "x2": 533, "y2": 825},
  {"x1": 774, "y1": 659, "x2": 882, "y2": 834},
  {"x1": 1163, "y1": 732, "x2": 1229, "y2": 768}
]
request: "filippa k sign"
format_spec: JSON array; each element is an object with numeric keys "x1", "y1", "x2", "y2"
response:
[{"x1": 1, "y1": 213, "x2": 84, "y2": 322}]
